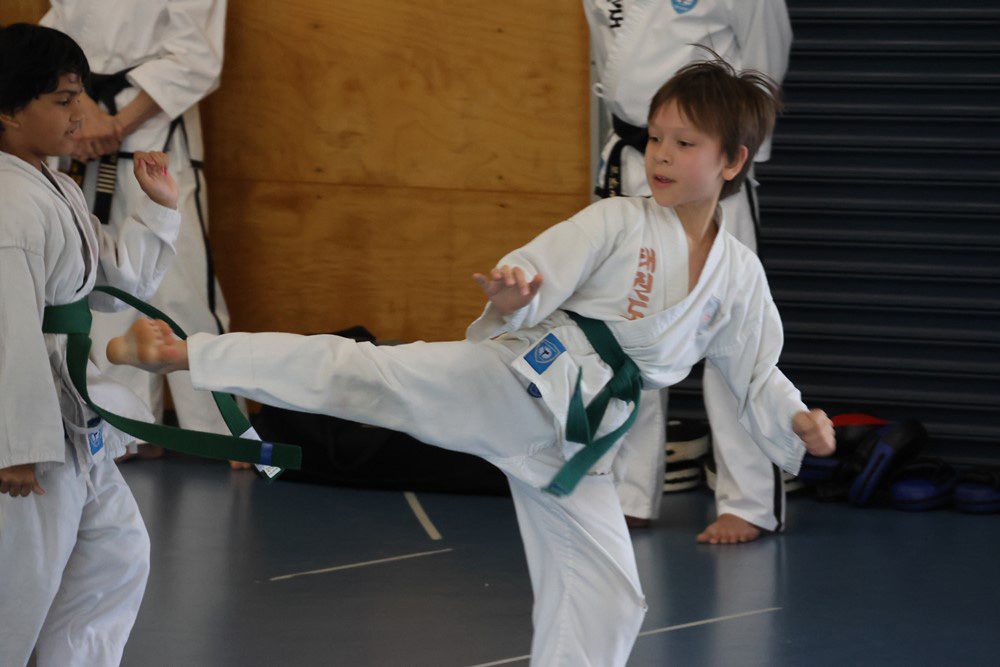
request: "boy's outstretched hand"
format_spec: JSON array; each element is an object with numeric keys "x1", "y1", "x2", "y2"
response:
[
  {"x1": 473, "y1": 265, "x2": 543, "y2": 315},
  {"x1": 793, "y1": 409, "x2": 836, "y2": 457},
  {"x1": 0, "y1": 463, "x2": 44, "y2": 498},
  {"x1": 133, "y1": 151, "x2": 178, "y2": 210},
  {"x1": 107, "y1": 318, "x2": 189, "y2": 373}
]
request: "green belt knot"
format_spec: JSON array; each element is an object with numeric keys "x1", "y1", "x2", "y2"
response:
[{"x1": 544, "y1": 311, "x2": 643, "y2": 497}]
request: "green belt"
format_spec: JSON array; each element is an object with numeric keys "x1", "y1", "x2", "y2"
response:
[
  {"x1": 42, "y1": 285, "x2": 301, "y2": 470},
  {"x1": 544, "y1": 311, "x2": 642, "y2": 497}
]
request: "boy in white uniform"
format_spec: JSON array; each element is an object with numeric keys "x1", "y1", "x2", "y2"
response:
[
  {"x1": 584, "y1": 0, "x2": 793, "y2": 542},
  {"x1": 0, "y1": 24, "x2": 180, "y2": 667},
  {"x1": 109, "y1": 59, "x2": 834, "y2": 666},
  {"x1": 39, "y1": 0, "x2": 237, "y2": 463}
]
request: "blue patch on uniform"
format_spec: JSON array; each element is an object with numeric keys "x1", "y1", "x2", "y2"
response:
[
  {"x1": 524, "y1": 334, "x2": 566, "y2": 374},
  {"x1": 88, "y1": 429, "x2": 103, "y2": 455},
  {"x1": 672, "y1": 0, "x2": 698, "y2": 14},
  {"x1": 527, "y1": 383, "x2": 543, "y2": 398}
]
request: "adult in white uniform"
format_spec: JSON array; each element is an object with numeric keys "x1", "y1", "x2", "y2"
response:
[
  {"x1": 40, "y1": 0, "x2": 236, "y2": 453},
  {"x1": 109, "y1": 60, "x2": 834, "y2": 666},
  {"x1": 584, "y1": 0, "x2": 793, "y2": 541},
  {"x1": 0, "y1": 24, "x2": 180, "y2": 666}
]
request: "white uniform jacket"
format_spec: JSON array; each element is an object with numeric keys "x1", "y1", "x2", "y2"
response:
[
  {"x1": 41, "y1": 0, "x2": 227, "y2": 160},
  {"x1": 466, "y1": 197, "x2": 807, "y2": 474},
  {"x1": 0, "y1": 153, "x2": 180, "y2": 472}
]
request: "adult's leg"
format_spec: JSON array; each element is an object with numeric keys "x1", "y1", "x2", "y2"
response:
[
  {"x1": 35, "y1": 461, "x2": 150, "y2": 667},
  {"x1": 508, "y1": 460, "x2": 646, "y2": 666},
  {"x1": 0, "y1": 456, "x2": 86, "y2": 667}
]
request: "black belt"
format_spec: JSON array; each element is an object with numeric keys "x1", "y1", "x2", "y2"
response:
[
  {"x1": 67, "y1": 69, "x2": 135, "y2": 223},
  {"x1": 595, "y1": 115, "x2": 648, "y2": 198}
]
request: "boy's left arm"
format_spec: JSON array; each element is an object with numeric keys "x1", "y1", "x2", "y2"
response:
[
  {"x1": 90, "y1": 153, "x2": 181, "y2": 311},
  {"x1": 708, "y1": 284, "x2": 834, "y2": 475}
]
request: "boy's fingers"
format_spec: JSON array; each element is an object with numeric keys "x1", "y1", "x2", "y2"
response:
[
  {"x1": 513, "y1": 267, "x2": 528, "y2": 294},
  {"x1": 31, "y1": 481, "x2": 44, "y2": 495}
]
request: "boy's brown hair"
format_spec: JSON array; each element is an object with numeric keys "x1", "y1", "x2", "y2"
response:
[{"x1": 648, "y1": 53, "x2": 782, "y2": 199}]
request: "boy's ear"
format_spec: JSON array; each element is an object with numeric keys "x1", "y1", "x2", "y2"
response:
[
  {"x1": 722, "y1": 145, "x2": 749, "y2": 182},
  {"x1": 0, "y1": 113, "x2": 19, "y2": 130}
]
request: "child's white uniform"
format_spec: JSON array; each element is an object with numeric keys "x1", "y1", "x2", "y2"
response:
[
  {"x1": 584, "y1": 0, "x2": 794, "y2": 528},
  {"x1": 41, "y1": 0, "x2": 232, "y2": 437},
  {"x1": 0, "y1": 152, "x2": 179, "y2": 666},
  {"x1": 182, "y1": 196, "x2": 806, "y2": 665}
]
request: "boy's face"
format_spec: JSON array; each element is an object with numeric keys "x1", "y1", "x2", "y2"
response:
[
  {"x1": 1, "y1": 73, "x2": 84, "y2": 160},
  {"x1": 644, "y1": 101, "x2": 743, "y2": 211}
]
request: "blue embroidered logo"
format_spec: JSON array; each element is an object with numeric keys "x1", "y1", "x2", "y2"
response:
[
  {"x1": 524, "y1": 334, "x2": 566, "y2": 374},
  {"x1": 88, "y1": 429, "x2": 103, "y2": 455},
  {"x1": 672, "y1": 0, "x2": 698, "y2": 14},
  {"x1": 526, "y1": 383, "x2": 542, "y2": 398},
  {"x1": 699, "y1": 296, "x2": 721, "y2": 332}
]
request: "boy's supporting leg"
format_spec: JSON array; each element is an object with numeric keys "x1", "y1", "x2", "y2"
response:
[
  {"x1": 0, "y1": 453, "x2": 87, "y2": 667},
  {"x1": 34, "y1": 460, "x2": 150, "y2": 667},
  {"x1": 509, "y1": 463, "x2": 647, "y2": 666},
  {"x1": 613, "y1": 388, "x2": 668, "y2": 521},
  {"x1": 704, "y1": 361, "x2": 784, "y2": 533},
  {"x1": 706, "y1": 178, "x2": 784, "y2": 534}
]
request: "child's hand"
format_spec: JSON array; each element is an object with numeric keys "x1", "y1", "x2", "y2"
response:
[
  {"x1": 473, "y1": 265, "x2": 543, "y2": 316},
  {"x1": 792, "y1": 409, "x2": 836, "y2": 457},
  {"x1": 107, "y1": 318, "x2": 189, "y2": 373},
  {"x1": 133, "y1": 151, "x2": 178, "y2": 210},
  {"x1": 0, "y1": 463, "x2": 45, "y2": 498}
]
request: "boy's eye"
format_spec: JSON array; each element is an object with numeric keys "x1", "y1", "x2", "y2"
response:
[
  {"x1": 678, "y1": 140, "x2": 694, "y2": 148},
  {"x1": 648, "y1": 136, "x2": 660, "y2": 143}
]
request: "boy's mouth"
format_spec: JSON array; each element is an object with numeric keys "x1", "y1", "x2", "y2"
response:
[{"x1": 653, "y1": 175, "x2": 674, "y2": 185}]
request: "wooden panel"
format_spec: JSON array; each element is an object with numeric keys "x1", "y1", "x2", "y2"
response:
[
  {"x1": 0, "y1": 1, "x2": 47, "y2": 24},
  {"x1": 202, "y1": 0, "x2": 590, "y2": 195},
  {"x1": 208, "y1": 178, "x2": 588, "y2": 341}
]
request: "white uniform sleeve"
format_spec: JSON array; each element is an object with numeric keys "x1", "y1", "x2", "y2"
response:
[
  {"x1": 727, "y1": 0, "x2": 792, "y2": 162},
  {"x1": 466, "y1": 207, "x2": 618, "y2": 341},
  {"x1": 89, "y1": 198, "x2": 182, "y2": 311},
  {"x1": 0, "y1": 247, "x2": 66, "y2": 469},
  {"x1": 708, "y1": 275, "x2": 807, "y2": 475},
  {"x1": 125, "y1": 0, "x2": 227, "y2": 120}
]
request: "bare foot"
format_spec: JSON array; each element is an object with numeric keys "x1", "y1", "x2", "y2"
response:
[
  {"x1": 625, "y1": 515, "x2": 651, "y2": 529},
  {"x1": 696, "y1": 513, "x2": 763, "y2": 545},
  {"x1": 229, "y1": 460, "x2": 253, "y2": 470},
  {"x1": 107, "y1": 318, "x2": 188, "y2": 373}
]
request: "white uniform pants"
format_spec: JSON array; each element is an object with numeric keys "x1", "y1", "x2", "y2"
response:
[
  {"x1": 614, "y1": 180, "x2": 786, "y2": 531},
  {"x1": 0, "y1": 449, "x2": 150, "y2": 667},
  {"x1": 192, "y1": 332, "x2": 647, "y2": 665},
  {"x1": 84, "y1": 128, "x2": 234, "y2": 437}
]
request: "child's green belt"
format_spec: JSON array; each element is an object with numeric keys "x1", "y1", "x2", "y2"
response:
[
  {"x1": 41, "y1": 286, "x2": 301, "y2": 470},
  {"x1": 544, "y1": 311, "x2": 642, "y2": 497}
]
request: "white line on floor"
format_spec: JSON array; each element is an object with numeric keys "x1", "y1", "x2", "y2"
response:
[
  {"x1": 269, "y1": 548, "x2": 453, "y2": 582},
  {"x1": 404, "y1": 491, "x2": 443, "y2": 541},
  {"x1": 463, "y1": 606, "x2": 783, "y2": 667},
  {"x1": 638, "y1": 606, "x2": 782, "y2": 637}
]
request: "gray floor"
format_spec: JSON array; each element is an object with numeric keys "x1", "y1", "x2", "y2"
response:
[{"x1": 120, "y1": 458, "x2": 999, "y2": 666}]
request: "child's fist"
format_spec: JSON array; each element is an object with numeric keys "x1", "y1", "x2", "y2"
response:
[
  {"x1": 792, "y1": 409, "x2": 836, "y2": 457},
  {"x1": 0, "y1": 463, "x2": 45, "y2": 498},
  {"x1": 133, "y1": 151, "x2": 178, "y2": 209}
]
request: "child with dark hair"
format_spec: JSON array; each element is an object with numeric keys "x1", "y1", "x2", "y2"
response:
[
  {"x1": 109, "y1": 58, "x2": 835, "y2": 666},
  {"x1": 0, "y1": 23, "x2": 180, "y2": 667}
]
